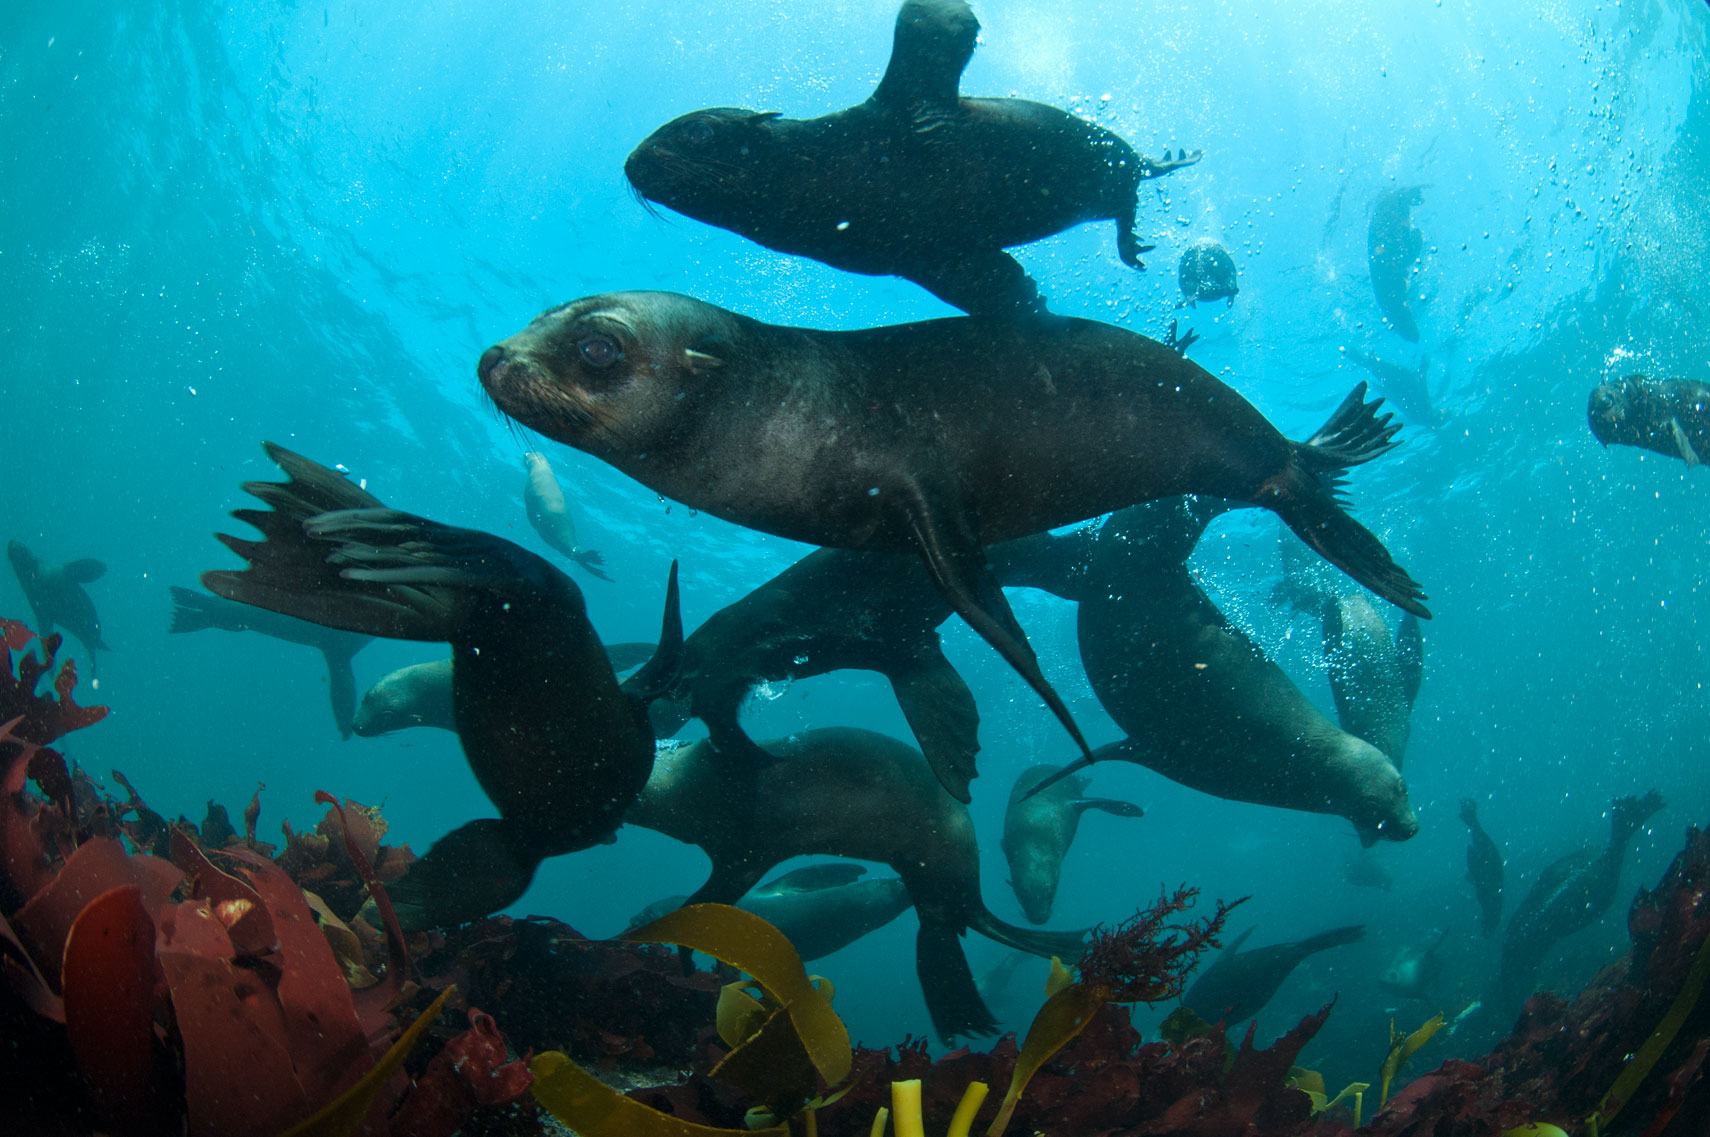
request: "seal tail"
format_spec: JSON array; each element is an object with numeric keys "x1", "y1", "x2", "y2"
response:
[
  {"x1": 916, "y1": 918, "x2": 1000, "y2": 1043},
  {"x1": 1277, "y1": 384, "x2": 1429, "y2": 619},
  {"x1": 967, "y1": 906, "x2": 1088, "y2": 961}
]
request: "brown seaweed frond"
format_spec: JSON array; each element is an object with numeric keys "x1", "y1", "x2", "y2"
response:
[{"x1": 1077, "y1": 886, "x2": 1243, "y2": 1004}]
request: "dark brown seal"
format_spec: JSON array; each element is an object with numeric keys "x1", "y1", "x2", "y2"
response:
[
  {"x1": 625, "y1": 727, "x2": 1086, "y2": 1041},
  {"x1": 624, "y1": 0, "x2": 1199, "y2": 316},
  {"x1": 479, "y1": 291, "x2": 1429, "y2": 761},
  {"x1": 201, "y1": 444, "x2": 682, "y2": 930},
  {"x1": 1588, "y1": 373, "x2": 1710, "y2": 466}
]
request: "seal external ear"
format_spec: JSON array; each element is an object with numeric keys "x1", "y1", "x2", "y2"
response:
[
  {"x1": 872, "y1": 0, "x2": 979, "y2": 111},
  {"x1": 887, "y1": 639, "x2": 980, "y2": 803}
]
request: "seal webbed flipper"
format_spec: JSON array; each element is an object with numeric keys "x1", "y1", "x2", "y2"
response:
[
  {"x1": 906, "y1": 246, "x2": 1046, "y2": 319},
  {"x1": 916, "y1": 917, "x2": 999, "y2": 1042},
  {"x1": 621, "y1": 561, "x2": 683, "y2": 706},
  {"x1": 967, "y1": 907, "x2": 1088, "y2": 961},
  {"x1": 888, "y1": 639, "x2": 980, "y2": 803},
  {"x1": 1117, "y1": 213, "x2": 1155, "y2": 270},
  {"x1": 1074, "y1": 798, "x2": 1145, "y2": 820},
  {"x1": 1669, "y1": 417, "x2": 1702, "y2": 466},
  {"x1": 893, "y1": 481, "x2": 1092, "y2": 761},
  {"x1": 762, "y1": 864, "x2": 868, "y2": 893},
  {"x1": 389, "y1": 818, "x2": 546, "y2": 931},
  {"x1": 572, "y1": 547, "x2": 613, "y2": 582},
  {"x1": 871, "y1": 0, "x2": 979, "y2": 111}
]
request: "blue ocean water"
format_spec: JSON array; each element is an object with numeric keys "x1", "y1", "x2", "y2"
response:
[{"x1": 1, "y1": 0, "x2": 1706, "y2": 1080}]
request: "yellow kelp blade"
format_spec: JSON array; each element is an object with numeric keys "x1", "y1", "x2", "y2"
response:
[
  {"x1": 709, "y1": 999, "x2": 822, "y2": 1110},
  {"x1": 1287, "y1": 1066, "x2": 1328, "y2": 1109},
  {"x1": 1323, "y1": 1081, "x2": 1370, "y2": 1117},
  {"x1": 1502, "y1": 1125, "x2": 1569, "y2": 1137},
  {"x1": 531, "y1": 1049, "x2": 788, "y2": 1137},
  {"x1": 984, "y1": 983, "x2": 1107, "y2": 1137},
  {"x1": 1379, "y1": 1012, "x2": 1444, "y2": 1106},
  {"x1": 1044, "y1": 956, "x2": 1074, "y2": 997},
  {"x1": 948, "y1": 1081, "x2": 989, "y2": 1137},
  {"x1": 716, "y1": 980, "x2": 770, "y2": 1048},
  {"x1": 626, "y1": 903, "x2": 852, "y2": 1086},
  {"x1": 1589, "y1": 926, "x2": 1710, "y2": 1133},
  {"x1": 277, "y1": 984, "x2": 454, "y2": 1137}
]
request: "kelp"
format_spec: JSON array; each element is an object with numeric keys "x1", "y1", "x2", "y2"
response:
[
  {"x1": 872, "y1": 1078, "x2": 988, "y2": 1137},
  {"x1": 983, "y1": 983, "x2": 1105, "y2": 1136},
  {"x1": 531, "y1": 1049, "x2": 789, "y2": 1137},
  {"x1": 1378, "y1": 1012, "x2": 1444, "y2": 1106},
  {"x1": 1287, "y1": 1066, "x2": 1369, "y2": 1127},
  {"x1": 1584, "y1": 923, "x2": 1710, "y2": 1135}
]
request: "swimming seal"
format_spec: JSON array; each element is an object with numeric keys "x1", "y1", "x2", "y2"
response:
[
  {"x1": 1184, "y1": 923, "x2": 1366, "y2": 1026},
  {"x1": 1345, "y1": 346, "x2": 1443, "y2": 428},
  {"x1": 523, "y1": 450, "x2": 611, "y2": 579},
  {"x1": 480, "y1": 291, "x2": 1430, "y2": 762},
  {"x1": 1367, "y1": 186, "x2": 1425, "y2": 341},
  {"x1": 1587, "y1": 373, "x2": 1710, "y2": 466},
  {"x1": 1001, "y1": 764, "x2": 1143, "y2": 925},
  {"x1": 201, "y1": 444, "x2": 683, "y2": 929},
  {"x1": 624, "y1": 0, "x2": 1200, "y2": 316},
  {"x1": 1177, "y1": 239, "x2": 1239, "y2": 307},
  {"x1": 169, "y1": 586, "x2": 370, "y2": 739},
  {"x1": 1459, "y1": 798, "x2": 1505, "y2": 939},
  {"x1": 624, "y1": 727, "x2": 1087, "y2": 1041},
  {"x1": 1321, "y1": 591, "x2": 1423, "y2": 766},
  {"x1": 7, "y1": 540, "x2": 108, "y2": 674},
  {"x1": 1057, "y1": 496, "x2": 1420, "y2": 844}
]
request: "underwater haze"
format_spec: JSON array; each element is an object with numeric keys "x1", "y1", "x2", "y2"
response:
[{"x1": 3, "y1": 0, "x2": 1708, "y2": 1086}]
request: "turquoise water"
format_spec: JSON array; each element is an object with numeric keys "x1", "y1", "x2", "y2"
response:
[{"x1": 2, "y1": 0, "x2": 1707, "y2": 1070}]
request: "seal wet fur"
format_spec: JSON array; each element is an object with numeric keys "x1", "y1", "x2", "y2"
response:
[
  {"x1": 625, "y1": 727, "x2": 1087, "y2": 1042},
  {"x1": 480, "y1": 291, "x2": 1430, "y2": 764},
  {"x1": 201, "y1": 443, "x2": 682, "y2": 929},
  {"x1": 625, "y1": 0, "x2": 1199, "y2": 317}
]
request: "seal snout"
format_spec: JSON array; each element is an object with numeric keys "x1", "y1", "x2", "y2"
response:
[{"x1": 478, "y1": 345, "x2": 509, "y2": 385}]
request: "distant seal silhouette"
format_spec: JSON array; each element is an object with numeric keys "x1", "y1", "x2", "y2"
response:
[
  {"x1": 1063, "y1": 497, "x2": 1420, "y2": 844},
  {"x1": 625, "y1": 0, "x2": 1200, "y2": 316},
  {"x1": 1177, "y1": 239, "x2": 1239, "y2": 307},
  {"x1": 1367, "y1": 186, "x2": 1425, "y2": 341},
  {"x1": 1377, "y1": 928, "x2": 1447, "y2": 999},
  {"x1": 1345, "y1": 347, "x2": 1443, "y2": 428},
  {"x1": 169, "y1": 586, "x2": 370, "y2": 739},
  {"x1": 1001, "y1": 764, "x2": 1143, "y2": 925},
  {"x1": 626, "y1": 865, "x2": 914, "y2": 962},
  {"x1": 523, "y1": 450, "x2": 611, "y2": 580},
  {"x1": 8, "y1": 540, "x2": 108, "y2": 673},
  {"x1": 1495, "y1": 790, "x2": 1664, "y2": 1008},
  {"x1": 1588, "y1": 374, "x2": 1710, "y2": 466},
  {"x1": 481, "y1": 292, "x2": 1429, "y2": 763},
  {"x1": 202, "y1": 444, "x2": 682, "y2": 930},
  {"x1": 1184, "y1": 922, "x2": 1366, "y2": 1026},
  {"x1": 1459, "y1": 798, "x2": 1505, "y2": 939},
  {"x1": 1321, "y1": 591, "x2": 1423, "y2": 766},
  {"x1": 624, "y1": 727, "x2": 1087, "y2": 1041}
]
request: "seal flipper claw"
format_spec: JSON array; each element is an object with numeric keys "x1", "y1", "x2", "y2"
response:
[{"x1": 888, "y1": 641, "x2": 980, "y2": 803}]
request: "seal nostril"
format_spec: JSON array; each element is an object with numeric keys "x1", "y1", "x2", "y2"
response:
[{"x1": 478, "y1": 345, "x2": 507, "y2": 383}]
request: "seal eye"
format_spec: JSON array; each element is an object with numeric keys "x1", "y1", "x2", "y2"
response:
[
  {"x1": 577, "y1": 334, "x2": 623, "y2": 369},
  {"x1": 683, "y1": 119, "x2": 715, "y2": 147}
]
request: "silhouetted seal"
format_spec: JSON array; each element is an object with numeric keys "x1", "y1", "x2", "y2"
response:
[
  {"x1": 1368, "y1": 186, "x2": 1425, "y2": 341},
  {"x1": 1177, "y1": 239, "x2": 1239, "y2": 307},
  {"x1": 625, "y1": 727, "x2": 1087, "y2": 1041},
  {"x1": 1001, "y1": 764, "x2": 1143, "y2": 925},
  {"x1": 1184, "y1": 923, "x2": 1366, "y2": 1026},
  {"x1": 1321, "y1": 591, "x2": 1422, "y2": 766},
  {"x1": 169, "y1": 586, "x2": 370, "y2": 739},
  {"x1": 1460, "y1": 798, "x2": 1505, "y2": 939},
  {"x1": 481, "y1": 292, "x2": 1429, "y2": 763},
  {"x1": 8, "y1": 540, "x2": 108, "y2": 673},
  {"x1": 1346, "y1": 346, "x2": 1443, "y2": 428},
  {"x1": 202, "y1": 444, "x2": 682, "y2": 930},
  {"x1": 1588, "y1": 374, "x2": 1710, "y2": 466},
  {"x1": 1064, "y1": 497, "x2": 1420, "y2": 844},
  {"x1": 523, "y1": 450, "x2": 611, "y2": 579},
  {"x1": 624, "y1": 0, "x2": 1200, "y2": 316}
]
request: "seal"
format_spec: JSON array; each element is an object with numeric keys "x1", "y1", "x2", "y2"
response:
[
  {"x1": 624, "y1": 727, "x2": 1087, "y2": 1041},
  {"x1": 169, "y1": 585, "x2": 370, "y2": 739},
  {"x1": 1495, "y1": 790, "x2": 1664, "y2": 1010},
  {"x1": 7, "y1": 540, "x2": 108, "y2": 674},
  {"x1": 1345, "y1": 346, "x2": 1443, "y2": 428},
  {"x1": 1321, "y1": 591, "x2": 1423, "y2": 767},
  {"x1": 201, "y1": 443, "x2": 683, "y2": 930},
  {"x1": 1459, "y1": 797, "x2": 1505, "y2": 939},
  {"x1": 1183, "y1": 923, "x2": 1366, "y2": 1026},
  {"x1": 1367, "y1": 186, "x2": 1425, "y2": 341},
  {"x1": 1177, "y1": 239, "x2": 1239, "y2": 307},
  {"x1": 624, "y1": 0, "x2": 1200, "y2": 316},
  {"x1": 1377, "y1": 929, "x2": 1447, "y2": 999},
  {"x1": 1001, "y1": 764, "x2": 1143, "y2": 925},
  {"x1": 1587, "y1": 373, "x2": 1710, "y2": 466},
  {"x1": 1060, "y1": 496, "x2": 1420, "y2": 844},
  {"x1": 523, "y1": 450, "x2": 611, "y2": 579},
  {"x1": 480, "y1": 291, "x2": 1430, "y2": 761}
]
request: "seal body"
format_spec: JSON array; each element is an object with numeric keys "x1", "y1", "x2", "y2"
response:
[
  {"x1": 169, "y1": 586, "x2": 369, "y2": 739},
  {"x1": 1074, "y1": 498, "x2": 1420, "y2": 844},
  {"x1": 1177, "y1": 239, "x2": 1239, "y2": 306},
  {"x1": 481, "y1": 291, "x2": 1428, "y2": 762},
  {"x1": 1184, "y1": 924, "x2": 1366, "y2": 1025},
  {"x1": 353, "y1": 658, "x2": 456, "y2": 736},
  {"x1": 625, "y1": 727, "x2": 1086, "y2": 1041},
  {"x1": 1321, "y1": 592, "x2": 1423, "y2": 767},
  {"x1": 1588, "y1": 374, "x2": 1710, "y2": 466},
  {"x1": 202, "y1": 445, "x2": 681, "y2": 929},
  {"x1": 1346, "y1": 347, "x2": 1443, "y2": 428},
  {"x1": 1460, "y1": 798, "x2": 1505, "y2": 938},
  {"x1": 1367, "y1": 186, "x2": 1425, "y2": 341},
  {"x1": 625, "y1": 0, "x2": 1198, "y2": 316},
  {"x1": 522, "y1": 450, "x2": 610, "y2": 580},
  {"x1": 1001, "y1": 764, "x2": 1143, "y2": 924},
  {"x1": 7, "y1": 540, "x2": 108, "y2": 670}
]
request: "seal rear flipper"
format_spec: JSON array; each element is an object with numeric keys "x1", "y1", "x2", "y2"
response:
[
  {"x1": 894, "y1": 482, "x2": 1091, "y2": 762},
  {"x1": 620, "y1": 562, "x2": 683, "y2": 706},
  {"x1": 388, "y1": 818, "x2": 546, "y2": 931},
  {"x1": 1397, "y1": 614, "x2": 1424, "y2": 706},
  {"x1": 322, "y1": 645, "x2": 358, "y2": 740},
  {"x1": 905, "y1": 247, "x2": 1045, "y2": 319},
  {"x1": 1075, "y1": 798, "x2": 1145, "y2": 820},
  {"x1": 966, "y1": 907, "x2": 1088, "y2": 962},
  {"x1": 1018, "y1": 737, "x2": 1139, "y2": 802},
  {"x1": 888, "y1": 639, "x2": 980, "y2": 803},
  {"x1": 871, "y1": 0, "x2": 978, "y2": 111},
  {"x1": 1295, "y1": 923, "x2": 1367, "y2": 959},
  {"x1": 916, "y1": 918, "x2": 999, "y2": 1042},
  {"x1": 167, "y1": 586, "x2": 223, "y2": 634},
  {"x1": 572, "y1": 547, "x2": 614, "y2": 582}
]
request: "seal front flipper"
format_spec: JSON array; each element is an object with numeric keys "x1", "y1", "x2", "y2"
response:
[
  {"x1": 322, "y1": 645, "x2": 359, "y2": 740},
  {"x1": 916, "y1": 917, "x2": 999, "y2": 1042},
  {"x1": 619, "y1": 561, "x2": 683, "y2": 706},
  {"x1": 905, "y1": 246, "x2": 1045, "y2": 319},
  {"x1": 1075, "y1": 797, "x2": 1145, "y2": 820},
  {"x1": 888, "y1": 638, "x2": 980, "y2": 803},
  {"x1": 389, "y1": 817, "x2": 546, "y2": 930},
  {"x1": 1669, "y1": 417, "x2": 1702, "y2": 466},
  {"x1": 890, "y1": 478, "x2": 1092, "y2": 762},
  {"x1": 871, "y1": 0, "x2": 979, "y2": 111}
]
